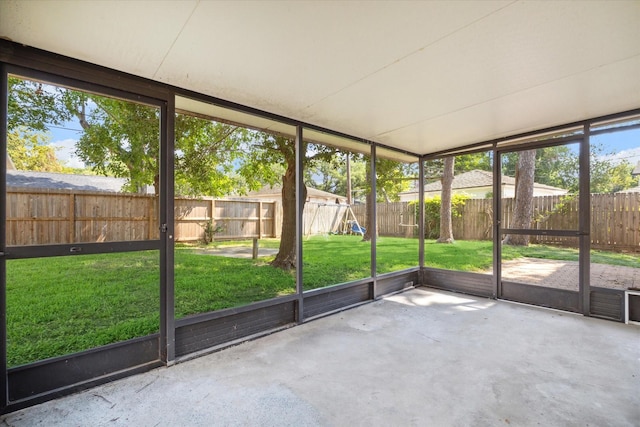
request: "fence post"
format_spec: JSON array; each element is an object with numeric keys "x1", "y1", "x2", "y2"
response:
[
  {"x1": 148, "y1": 196, "x2": 155, "y2": 240},
  {"x1": 68, "y1": 193, "x2": 75, "y2": 244},
  {"x1": 258, "y1": 201, "x2": 263, "y2": 238},
  {"x1": 252, "y1": 237, "x2": 258, "y2": 259},
  {"x1": 210, "y1": 198, "x2": 215, "y2": 228}
]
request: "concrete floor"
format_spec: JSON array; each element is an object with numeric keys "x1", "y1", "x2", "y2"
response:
[{"x1": 3, "y1": 288, "x2": 639, "y2": 426}]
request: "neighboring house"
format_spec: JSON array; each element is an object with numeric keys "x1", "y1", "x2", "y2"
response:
[
  {"x1": 399, "y1": 169, "x2": 568, "y2": 201},
  {"x1": 617, "y1": 186, "x2": 640, "y2": 194},
  {"x1": 244, "y1": 185, "x2": 348, "y2": 205},
  {"x1": 619, "y1": 161, "x2": 640, "y2": 192},
  {"x1": 7, "y1": 169, "x2": 132, "y2": 193}
]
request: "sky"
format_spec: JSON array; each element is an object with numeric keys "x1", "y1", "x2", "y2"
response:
[
  {"x1": 46, "y1": 123, "x2": 640, "y2": 171},
  {"x1": 592, "y1": 129, "x2": 640, "y2": 166}
]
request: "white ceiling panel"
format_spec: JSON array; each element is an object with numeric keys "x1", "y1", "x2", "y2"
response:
[
  {"x1": 0, "y1": 1, "x2": 198, "y2": 79},
  {"x1": 156, "y1": 1, "x2": 510, "y2": 118},
  {"x1": 301, "y1": 1, "x2": 640, "y2": 152},
  {"x1": 381, "y1": 55, "x2": 640, "y2": 153},
  {"x1": 1, "y1": 0, "x2": 639, "y2": 156}
]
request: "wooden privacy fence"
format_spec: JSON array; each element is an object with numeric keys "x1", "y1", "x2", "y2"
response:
[
  {"x1": 352, "y1": 193, "x2": 640, "y2": 252},
  {"x1": 304, "y1": 202, "x2": 349, "y2": 236},
  {"x1": 6, "y1": 189, "x2": 158, "y2": 245},
  {"x1": 352, "y1": 202, "x2": 418, "y2": 238},
  {"x1": 452, "y1": 193, "x2": 640, "y2": 252},
  {"x1": 174, "y1": 197, "x2": 277, "y2": 242},
  {"x1": 6, "y1": 189, "x2": 277, "y2": 246},
  {"x1": 7, "y1": 189, "x2": 639, "y2": 252}
]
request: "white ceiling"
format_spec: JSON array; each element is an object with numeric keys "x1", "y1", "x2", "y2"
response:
[{"x1": 1, "y1": 1, "x2": 639, "y2": 156}]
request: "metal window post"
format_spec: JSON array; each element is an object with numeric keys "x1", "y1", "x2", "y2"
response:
[
  {"x1": 418, "y1": 156, "x2": 425, "y2": 272},
  {"x1": 0, "y1": 64, "x2": 8, "y2": 411},
  {"x1": 493, "y1": 147, "x2": 501, "y2": 299},
  {"x1": 160, "y1": 97, "x2": 175, "y2": 364},
  {"x1": 579, "y1": 127, "x2": 591, "y2": 315},
  {"x1": 295, "y1": 125, "x2": 304, "y2": 323},
  {"x1": 370, "y1": 144, "x2": 377, "y2": 297}
]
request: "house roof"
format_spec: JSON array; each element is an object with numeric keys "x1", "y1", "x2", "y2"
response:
[
  {"x1": 632, "y1": 161, "x2": 640, "y2": 176},
  {"x1": 402, "y1": 169, "x2": 567, "y2": 194},
  {"x1": 7, "y1": 170, "x2": 129, "y2": 193},
  {"x1": 617, "y1": 185, "x2": 640, "y2": 194},
  {"x1": 1, "y1": 2, "x2": 638, "y2": 156}
]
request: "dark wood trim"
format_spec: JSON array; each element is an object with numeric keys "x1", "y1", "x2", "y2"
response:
[
  {"x1": 175, "y1": 301, "x2": 295, "y2": 357},
  {"x1": 376, "y1": 270, "x2": 419, "y2": 297},
  {"x1": 175, "y1": 294, "x2": 299, "y2": 328},
  {"x1": 0, "y1": 41, "x2": 171, "y2": 101},
  {"x1": 4, "y1": 240, "x2": 160, "y2": 259},
  {"x1": 303, "y1": 277, "x2": 373, "y2": 297},
  {"x1": 422, "y1": 268, "x2": 493, "y2": 298},
  {"x1": 303, "y1": 282, "x2": 371, "y2": 319},
  {"x1": 501, "y1": 281, "x2": 580, "y2": 313},
  {"x1": 6, "y1": 335, "x2": 160, "y2": 406}
]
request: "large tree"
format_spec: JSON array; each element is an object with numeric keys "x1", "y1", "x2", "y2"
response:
[
  {"x1": 436, "y1": 156, "x2": 455, "y2": 243},
  {"x1": 8, "y1": 77, "x2": 250, "y2": 196},
  {"x1": 503, "y1": 149, "x2": 536, "y2": 246},
  {"x1": 305, "y1": 152, "x2": 367, "y2": 198},
  {"x1": 7, "y1": 128, "x2": 69, "y2": 172},
  {"x1": 500, "y1": 144, "x2": 636, "y2": 194},
  {"x1": 9, "y1": 76, "x2": 345, "y2": 270},
  {"x1": 238, "y1": 135, "x2": 336, "y2": 270},
  {"x1": 7, "y1": 77, "x2": 73, "y2": 132}
]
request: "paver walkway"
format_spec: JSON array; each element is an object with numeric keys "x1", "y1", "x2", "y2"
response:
[
  {"x1": 500, "y1": 257, "x2": 639, "y2": 291},
  {"x1": 195, "y1": 246, "x2": 279, "y2": 259}
]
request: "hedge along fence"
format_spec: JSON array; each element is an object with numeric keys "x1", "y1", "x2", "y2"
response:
[
  {"x1": 352, "y1": 193, "x2": 640, "y2": 252},
  {"x1": 5, "y1": 188, "x2": 278, "y2": 246}
]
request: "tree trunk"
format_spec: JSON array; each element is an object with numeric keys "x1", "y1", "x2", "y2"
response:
[
  {"x1": 503, "y1": 149, "x2": 536, "y2": 246},
  {"x1": 361, "y1": 190, "x2": 375, "y2": 242},
  {"x1": 436, "y1": 156, "x2": 455, "y2": 243},
  {"x1": 271, "y1": 158, "x2": 306, "y2": 270}
]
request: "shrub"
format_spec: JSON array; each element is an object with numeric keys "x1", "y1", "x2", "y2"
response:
[{"x1": 410, "y1": 194, "x2": 469, "y2": 239}]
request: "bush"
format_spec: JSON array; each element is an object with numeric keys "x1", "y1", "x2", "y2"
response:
[{"x1": 410, "y1": 194, "x2": 469, "y2": 239}]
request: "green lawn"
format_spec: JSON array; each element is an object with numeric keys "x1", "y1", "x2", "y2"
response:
[
  {"x1": 7, "y1": 236, "x2": 638, "y2": 367},
  {"x1": 424, "y1": 240, "x2": 640, "y2": 271}
]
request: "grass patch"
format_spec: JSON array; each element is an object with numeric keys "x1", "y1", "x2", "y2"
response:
[
  {"x1": 424, "y1": 240, "x2": 494, "y2": 271},
  {"x1": 175, "y1": 245, "x2": 295, "y2": 317},
  {"x1": 303, "y1": 235, "x2": 371, "y2": 288},
  {"x1": 7, "y1": 251, "x2": 161, "y2": 368},
  {"x1": 424, "y1": 239, "x2": 640, "y2": 271},
  {"x1": 7, "y1": 236, "x2": 637, "y2": 367}
]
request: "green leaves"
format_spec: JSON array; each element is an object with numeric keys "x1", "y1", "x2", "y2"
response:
[{"x1": 7, "y1": 127, "x2": 69, "y2": 172}]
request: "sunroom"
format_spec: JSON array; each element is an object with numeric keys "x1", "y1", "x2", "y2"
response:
[{"x1": 0, "y1": 1, "x2": 639, "y2": 418}]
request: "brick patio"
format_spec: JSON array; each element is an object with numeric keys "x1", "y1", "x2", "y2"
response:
[{"x1": 500, "y1": 258, "x2": 639, "y2": 291}]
